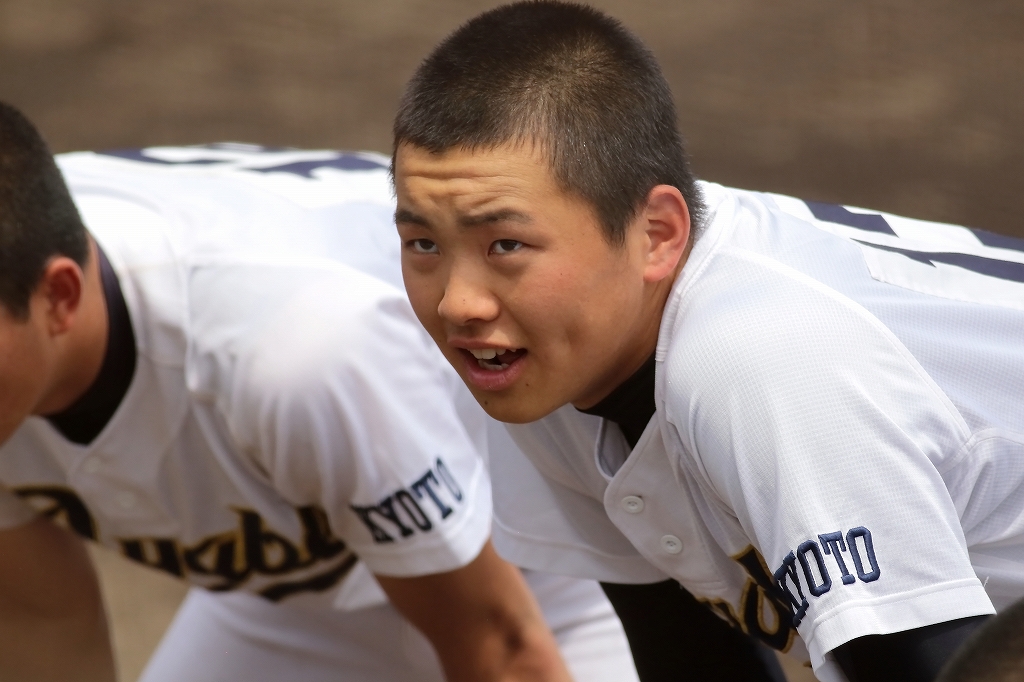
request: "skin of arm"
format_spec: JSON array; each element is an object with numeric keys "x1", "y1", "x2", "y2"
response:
[
  {"x1": 0, "y1": 516, "x2": 116, "y2": 682},
  {"x1": 375, "y1": 540, "x2": 573, "y2": 682}
]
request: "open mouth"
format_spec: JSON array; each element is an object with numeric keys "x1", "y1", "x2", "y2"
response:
[{"x1": 467, "y1": 348, "x2": 527, "y2": 371}]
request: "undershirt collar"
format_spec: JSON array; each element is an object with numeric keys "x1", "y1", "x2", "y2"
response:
[
  {"x1": 46, "y1": 245, "x2": 138, "y2": 446},
  {"x1": 578, "y1": 352, "x2": 657, "y2": 450}
]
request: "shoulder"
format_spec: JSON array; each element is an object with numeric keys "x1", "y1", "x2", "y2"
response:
[
  {"x1": 187, "y1": 258, "x2": 427, "y2": 410},
  {"x1": 658, "y1": 244, "x2": 968, "y2": 467}
]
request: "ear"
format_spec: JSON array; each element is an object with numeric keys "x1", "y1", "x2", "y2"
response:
[
  {"x1": 640, "y1": 185, "x2": 691, "y2": 283},
  {"x1": 36, "y1": 256, "x2": 86, "y2": 336}
]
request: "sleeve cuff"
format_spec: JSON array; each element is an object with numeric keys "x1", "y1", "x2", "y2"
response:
[
  {"x1": 356, "y1": 463, "x2": 492, "y2": 577},
  {"x1": 805, "y1": 579, "x2": 995, "y2": 677}
]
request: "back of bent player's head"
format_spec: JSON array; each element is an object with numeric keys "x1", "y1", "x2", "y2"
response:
[
  {"x1": 0, "y1": 101, "x2": 89, "y2": 319},
  {"x1": 393, "y1": 0, "x2": 705, "y2": 245},
  {"x1": 937, "y1": 598, "x2": 1024, "y2": 682}
]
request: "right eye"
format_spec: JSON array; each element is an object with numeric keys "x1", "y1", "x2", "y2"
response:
[{"x1": 406, "y1": 239, "x2": 439, "y2": 255}]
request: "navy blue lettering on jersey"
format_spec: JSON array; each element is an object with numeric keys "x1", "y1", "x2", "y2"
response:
[
  {"x1": 970, "y1": 228, "x2": 1024, "y2": 253},
  {"x1": 96, "y1": 147, "x2": 386, "y2": 177},
  {"x1": 803, "y1": 199, "x2": 1024, "y2": 285},
  {"x1": 99, "y1": 149, "x2": 225, "y2": 166},
  {"x1": 351, "y1": 458, "x2": 465, "y2": 544},
  {"x1": 804, "y1": 200, "x2": 897, "y2": 236},
  {"x1": 245, "y1": 156, "x2": 386, "y2": 176},
  {"x1": 774, "y1": 526, "x2": 880, "y2": 627},
  {"x1": 854, "y1": 240, "x2": 1024, "y2": 284}
]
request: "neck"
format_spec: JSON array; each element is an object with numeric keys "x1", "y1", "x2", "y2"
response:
[{"x1": 36, "y1": 238, "x2": 109, "y2": 415}]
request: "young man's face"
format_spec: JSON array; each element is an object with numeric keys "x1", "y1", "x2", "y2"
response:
[{"x1": 395, "y1": 142, "x2": 666, "y2": 423}]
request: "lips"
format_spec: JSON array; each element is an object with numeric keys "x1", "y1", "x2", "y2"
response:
[{"x1": 458, "y1": 347, "x2": 528, "y2": 391}]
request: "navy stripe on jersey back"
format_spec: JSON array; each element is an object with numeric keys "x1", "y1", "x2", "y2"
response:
[
  {"x1": 804, "y1": 200, "x2": 897, "y2": 236},
  {"x1": 854, "y1": 239, "x2": 1024, "y2": 284}
]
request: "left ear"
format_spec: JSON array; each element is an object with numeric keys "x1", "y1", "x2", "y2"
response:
[
  {"x1": 640, "y1": 185, "x2": 690, "y2": 283},
  {"x1": 37, "y1": 256, "x2": 86, "y2": 336}
]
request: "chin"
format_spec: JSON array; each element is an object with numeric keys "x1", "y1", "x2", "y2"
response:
[{"x1": 469, "y1": 388, "x2": 556, "y2": 425}]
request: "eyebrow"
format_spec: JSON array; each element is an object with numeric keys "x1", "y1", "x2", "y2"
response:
[
  {"x1": 459, "y1": 208, "x2": 531, "y2": 227},
  {"x1": 393, "y1": 207, "x2": 532, "y2": 229},
  {"x1": 394, "y1": 208, "x2": 428, "y2": 226}
]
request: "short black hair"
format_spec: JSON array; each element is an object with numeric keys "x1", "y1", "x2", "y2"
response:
[
  {"x1": 393, "y1": 0, "x2": 705, "y2": 245},
  {"x1": 0, "y1": 101, "x2": 88, "y2": 318},
  {"x1": 938, "y1": 600, "x2": 1024, "y2": 682}
]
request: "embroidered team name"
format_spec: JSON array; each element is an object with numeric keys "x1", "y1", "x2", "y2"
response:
[
  {"x1": 350, "y1": 457, "x2": 464, "y2": 544},
  {"x1": 14, "y1": 485, "x2": 357, "y2": 601},
  {"x1": 773, "y1": 526, "x2": 881, "y2": 626}
]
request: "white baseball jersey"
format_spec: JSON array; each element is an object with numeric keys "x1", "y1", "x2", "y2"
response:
[
  {"x1": 493, "y1": 180, "x2": 1024, "y2": 681},
  {"x1": 0, "y1": 146, "x2": 640, "y2": 682},
  {"x1": 0, "y1": 146, "x2": 491, "y2": 611}
]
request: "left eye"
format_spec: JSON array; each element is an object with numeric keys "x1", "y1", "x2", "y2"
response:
[{"x1": 491, "y1": 239, "x2": 523, "y2": 255}]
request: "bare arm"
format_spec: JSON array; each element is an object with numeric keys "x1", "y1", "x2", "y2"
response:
[
  {"x1": 0, "y1": 516, "x2": 116, "y2": 682},
  {"x1": 376, "y1": 540, "x2": 573, "y2": 682}
]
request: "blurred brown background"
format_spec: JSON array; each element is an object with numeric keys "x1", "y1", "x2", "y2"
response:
[{"x1": 2, "y1": 1, "x2": 1021, "y2": 680}]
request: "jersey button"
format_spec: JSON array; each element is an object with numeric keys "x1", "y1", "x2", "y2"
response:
[
  {"x1": 660, "y1": 534, "x2": 682, "y2": 554},
  {"x1": 621, "y1": 496, "x2": 645, "y2": 513}
]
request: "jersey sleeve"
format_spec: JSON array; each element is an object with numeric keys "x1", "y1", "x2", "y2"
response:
[
  {"x1": 222, "y1": 268, "x2": 491, "y2": 578},
  {"x1": 662, "y1": 250, "x2": 994, "y2": 673}
]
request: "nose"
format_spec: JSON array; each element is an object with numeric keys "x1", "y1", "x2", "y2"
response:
[{"x1": 437, "y1": 263, "x2": 500, "y2": 327}]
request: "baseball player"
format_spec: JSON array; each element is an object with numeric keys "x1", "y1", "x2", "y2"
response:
[
  {"x1": 0, "y1": 101, "x2": 639, "y2": 682},
  {"x1": 391, "y1": 3, "x2": 1024, "y2": 681}
]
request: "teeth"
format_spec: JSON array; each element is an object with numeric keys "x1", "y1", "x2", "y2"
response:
[
  {"x1": 481, "y1": 362, "x2": 509, "y2": 371},
  {"x1": 468, "y1": 348, "x2": 521, "y2": 360}
]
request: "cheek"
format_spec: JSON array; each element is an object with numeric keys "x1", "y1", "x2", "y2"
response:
[
  {"x1": 514, "y1": 255, "x2": 641, "y2": 357},
  {"x1": 401, "y1": 265, "x2": 442, "y2": 324}
]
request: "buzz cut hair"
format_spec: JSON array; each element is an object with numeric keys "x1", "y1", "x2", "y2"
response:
[
  {"x1": 393, "y1": 0, "x2": 705, "y2": 245},
  {"x1": 0, "y1": 101, "x2": 89, "y2": 319}
]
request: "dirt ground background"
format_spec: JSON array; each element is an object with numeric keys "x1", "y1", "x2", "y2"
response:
[{"x1": 2, "y1": 1, "x2": 1022, "y2": 680}]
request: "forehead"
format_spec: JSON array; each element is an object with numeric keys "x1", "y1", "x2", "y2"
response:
[{"x1": 394, "y1": 142, "x2": 563, "y2": 210}]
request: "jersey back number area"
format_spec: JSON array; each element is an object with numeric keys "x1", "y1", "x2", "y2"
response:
[{"x1": 801, "y1": 199, "x2": 1024, "y2": 311}]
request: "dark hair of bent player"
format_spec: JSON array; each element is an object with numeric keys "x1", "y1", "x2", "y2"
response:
[
  {"x1": 392, "y1": 0, "x2": 706, "y2": 246},
  {"x1": 0, "y1": 101, "x2": 90, "y2": 319},
  {"x1": 937, "y1": 597, "x2": 1024, "y2": 682}
]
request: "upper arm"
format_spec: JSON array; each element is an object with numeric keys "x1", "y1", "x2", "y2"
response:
[{"x1": 664, "y1": 257, "x2": 993, "y2": 671}]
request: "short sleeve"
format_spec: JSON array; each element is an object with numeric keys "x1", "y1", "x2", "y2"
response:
[
  {"x1": 663, "y1": 251, "x2": 994, "y2": 672},
  {"x1": 223, "y1": 267, "x2": 491, "y2": 578}
]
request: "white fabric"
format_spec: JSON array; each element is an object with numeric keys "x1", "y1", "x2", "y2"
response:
[
  {"x1": 140, "y1": 571, "x2": 637, "y2": 682},
  {"x1": 0, "y1": 145, "x2": 635, "y2": 679},
  {"x1": 496, "y1": 181, "x2": 1024, "y2": 681},
  {"x1": 0, "y1": 147, "x2": 473, "y2": 605}
]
